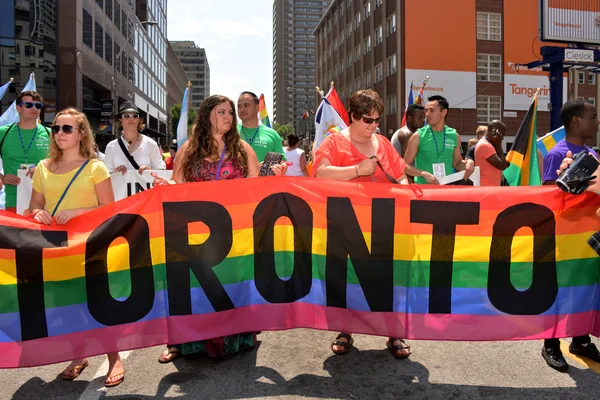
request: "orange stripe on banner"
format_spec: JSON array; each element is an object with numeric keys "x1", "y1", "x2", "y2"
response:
[{"x1": 548, "y1": 0, "x2": 600, "y2": 12}]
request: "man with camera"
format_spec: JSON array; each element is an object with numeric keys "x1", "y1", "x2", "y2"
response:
[{"x1": 540, "y1": 99, "x2": 600, "y2": 372}]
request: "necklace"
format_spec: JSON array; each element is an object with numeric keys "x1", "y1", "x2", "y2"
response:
[{"x1": 123, "y1": 134, "x2": 142, "y2": 153}]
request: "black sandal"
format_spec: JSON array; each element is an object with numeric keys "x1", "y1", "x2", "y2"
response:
[
  {"x1": 331, "y1": 333, "x2": 354, "y2": 355},
  {"x1": 387, "y1": 338, "x2": 411, "y2": 359}
]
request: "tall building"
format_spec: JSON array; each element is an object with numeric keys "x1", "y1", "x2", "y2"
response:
[
  {"x1": 166, "y1": 41, "x2": 189, "y2": 142},
  {"x1": 273, "y1": 0, "x2": 332, "y2": 136},
  {"x1": 314, "y1": 0, "x2": 599, "y2": 148},
  {"x1": 0, "y1": 0, "x2": 58, "y2": 121},
  {"x1": 170, "y1": 41, "x2": 210, "y2": 110}
]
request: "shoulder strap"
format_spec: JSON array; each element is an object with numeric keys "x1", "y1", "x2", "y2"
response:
[
  {"x1": 117, "y1": 136, "x2": 141, "y2": 170},
  {"x1": 51, "y1": 160, "x2": 90, "y2": 217},
  {"x1": 0, "y1": 123, "x2": 16, "y2": 158}
]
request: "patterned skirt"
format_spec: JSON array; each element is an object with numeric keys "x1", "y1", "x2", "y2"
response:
[{"x1": 171, "y1": 333, "x2": 257, "y2": 358}]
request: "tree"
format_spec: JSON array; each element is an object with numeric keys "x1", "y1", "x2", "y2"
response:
[
  {"x1": 170, "y1": 104, "x2": 197, "y2": 136},
  {"x1": 272, "y1": 122, "x2": 295, "y2": 140}
]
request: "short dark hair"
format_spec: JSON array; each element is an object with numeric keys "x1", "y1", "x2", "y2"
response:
[
  {"x1": 170, "y1": 144, "x2": 177, "y2": 151},
  {"x1": 162, "y1": 144, "x2": 170, "y2": 152},
  {"x1": 560, "y1": 99, "x2": 587, "y2": 129},
  {"x1": 348, "y1": 89, "x2": 384, "y2": 123},
  {"x1": 287, "y1": 133, "x2": 300, "y2": 146},
  {"x1": 239, "y1": 91, "x2": 259, "y2": 105},
  {"x1": 17, "y1": 90, "x2": 42, "y2": 104},
  {"x1": 406, "y1": 103, "x2": 425, "y2": 117},
  {"x1": 427, "y1": 95, "x2": 449, "y2": 111}
]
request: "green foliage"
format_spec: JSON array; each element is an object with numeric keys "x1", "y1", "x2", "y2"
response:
[
  {"x1": 272, "y1": 122, "x2": 295, "y2": 140},
  {"x1": 170, "y1": 104, "x2": 197, "y2": 134}
]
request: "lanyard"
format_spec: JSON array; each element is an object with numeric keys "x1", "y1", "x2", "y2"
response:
[
  {"x1": 240, "y1": 125, "x2": 260, "y2": 145},
  {"x1": 215, "y1": 146, "x2": 227, "y2": 181},
  {"x1": 17, "y1": 125, "x2": 38, "y2": 164},
  {"x1": 431, "y1": 126, "x2": 446, "y2": 162}
]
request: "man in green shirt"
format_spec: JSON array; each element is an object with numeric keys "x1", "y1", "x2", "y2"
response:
[
  {"x1": 237, "y1": 91, "x2": 285, "y2": 162},
  {"x1": 403, "y1": 95, "x2": 474, "y2": 184},
  {"x1": 0, "y1": 90, "x2": 50, "y2": 212}
]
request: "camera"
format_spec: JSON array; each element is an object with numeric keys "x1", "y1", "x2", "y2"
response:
[{"x1": 556, "y1": 151, "x2": 599, "y2": 194}]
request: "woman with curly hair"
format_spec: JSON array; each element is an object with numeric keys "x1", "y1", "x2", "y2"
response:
[
  {"x1": 28, "y1": 107, "x2": 124, "y2": 387},
  {"x1": 153, "y1": 94, "x2": 260, "y2": 363}
]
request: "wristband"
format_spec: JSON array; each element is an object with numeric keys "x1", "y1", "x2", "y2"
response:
[{"x1": 355, "y1": 165, "x2": 360, "y2": 177}]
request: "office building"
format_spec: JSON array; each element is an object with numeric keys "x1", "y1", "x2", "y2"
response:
[
  {"x1": 273, "y1": 0, "x2": 332, "y2": 136},
  {"x1": 170, "y1": 41, "x2": 210, "y2": 110},
  {"x1": 166, "y1": 41, "x2": 189, "y2": 142}
]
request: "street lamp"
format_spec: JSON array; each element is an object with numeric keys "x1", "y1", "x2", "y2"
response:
[{"x1": 112, "y1": 19, "x2": 158, "y2": 136}]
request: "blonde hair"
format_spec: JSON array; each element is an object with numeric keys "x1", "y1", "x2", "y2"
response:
[
  {"x1": 48, "y1": 107, "x2": 97, "y2": 164},
  {"x1": 476, "y1": 125, "x2": 488, "y2": 139}
]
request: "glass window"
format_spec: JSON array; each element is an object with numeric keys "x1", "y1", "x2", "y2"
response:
[
  {"x1": 105, "y1": 0, "x2": 113, "y2": 20},
  {"x1": 589, "y1": 74, "x2": 596, "y2": 85},
  {"x1": 115, "y1": 2, "x2": 121, "y2": 31},
  {"x1": 477, "y1": 96, "x2": 501, "y2": 123},
  {"x1": 387, "y1": 94, "x2": 397, "y2": 114},
  {"x1": 105, "y1": 32, "x2": 112, "y2": 65},
  {"x1": 477, "y1": 54, "x2": 502, "y2": 82},
  {"x1": 95, "y1": 22, "x2": 104, "y2": 58},
  {"x1": 375, "y1": 25, "x2": 383, "y2": 44},
  {"x1": 477, "y1": 12, "x2": 501, "y2": 41},
  {"x1": 386, "y1": 54, "x2": 397, "y2": 76},
  {"x1": 578, "y1": 71, "x2": 585, "y2": 84},
  {"x1": 83, "y1": 9, "x2": 93, "y2": 48},
  {"x1": 0, "y1": 4, "x2": 14, "y2": 38},
  {"x1": 96, "y1": 0, "x2": 103, "y2": 9},
  {"x1": 387, "y1": 14, "x2": 396, "y2": 36}
]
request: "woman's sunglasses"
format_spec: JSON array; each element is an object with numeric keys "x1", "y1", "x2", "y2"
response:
[
  {"x1": 361, "y1": 115, "x2": 382, "y2": 124},
  {"x1": 18, "y1": 102, "x2": 44, "y2": 110},
  {"x1": 51, "y1": 124, "x2": 78, "y2": 134},
  {"x1": 121, "y1": 114, "x2": 139, "y2": 119}
]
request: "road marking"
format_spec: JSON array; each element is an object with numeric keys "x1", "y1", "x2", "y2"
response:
[
  {"x1": 560, "y1": 340, "x2": 600, "y2": 374},
  {"x1": 77, "y1": 351, "x2": 131, "y2": 400}
]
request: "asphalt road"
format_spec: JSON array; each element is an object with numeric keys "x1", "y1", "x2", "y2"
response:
[{"x1": 1, "y1": 330, "x2": 599, "y2": 399}]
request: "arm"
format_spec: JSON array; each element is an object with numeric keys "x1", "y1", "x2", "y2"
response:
[
  {"x1": 243, "y1": 142, "x2": 260, "y2": 178},
  {"x1": 54, "y1": 173, "x2": 116, "y2": 225},
  {"x1": 485, "y1": 142, "x2": 510, "y2": 170},
  {"x1": 29, "y1": 188, "x2": 52, "y2": 225},
  {"x1": 398, "y1": 131, "x2": 411, "y2": 159},
  {"x1": 396, "y1": 173, "x2": 409, "y2": 185},
  {"x1": 452, "y1": 134, "x2": 475, "y2": 178},
  {"x1": 299, "y1": 152, "x2": 308, "y2": 176},
  {"x1": 402, "y1": 133, "x2": 438, "y2": 183},
  {"x1": 315, "y1": 156, "x2": 377, "y2": 180},
  {"x1": 149, "y1": 142, "x2": 166, "y2": 170},
  {"x1": 104, "y1": 143, "x2": 118, "y2": 173}
]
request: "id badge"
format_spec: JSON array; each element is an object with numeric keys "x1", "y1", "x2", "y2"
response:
[
  {"x1": 20, "y1": 164, "x2": 35, "y2": 170},
  {"x1": 432, "y1": 163, "x2": 446, "y2": 180}
]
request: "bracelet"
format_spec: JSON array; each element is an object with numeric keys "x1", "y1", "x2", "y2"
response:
[{"x1": 354, "y1": 165, "x2": 360, "y2": 177}]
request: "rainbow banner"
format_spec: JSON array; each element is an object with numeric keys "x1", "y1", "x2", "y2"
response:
[{"x1": 1, "y1": 178, "x2": 600, "y2": 368}]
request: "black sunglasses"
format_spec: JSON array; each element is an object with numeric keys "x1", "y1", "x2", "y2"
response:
[
  {"x1": 361, "y1": 115, "x2": 382, "y2": 124},
  {"x1": 18, "y1": 102, "x2": 43, "y2": 110},
  {"x1": 51, "y1": 124, "x2": 78, "y2": 134}
]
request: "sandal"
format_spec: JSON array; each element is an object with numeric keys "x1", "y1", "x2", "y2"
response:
[
  {"x1": 62, "y1": 361, "x2": 89, "y2": 381},
  {"x1": 158, "y1": 347, "x2": 181, "y2": 364},
  {"x1": 104, "y1": 372, "x2": 125, "y2": 388},
  {"x1": 331, "y1": 333, "x2": 354, "y2": 355},
  {"x1": 387, "y1": 338, "x2": 411, "y2": 359}
]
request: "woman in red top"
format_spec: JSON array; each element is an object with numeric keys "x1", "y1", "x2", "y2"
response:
[{"x1": 312, "y1": 89, "x2": 411, "y2": 359}]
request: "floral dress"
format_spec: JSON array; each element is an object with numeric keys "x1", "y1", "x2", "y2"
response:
[{"x1": 173, "y1": 156, "x2": 256, "y2": 357}]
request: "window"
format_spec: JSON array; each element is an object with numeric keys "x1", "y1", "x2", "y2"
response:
[
  {"x1": 589, "y1": 73, "x2": 596, "y2": 85},
  {"x1": 477, "y1": 96, "x2": 501, "y2": 123},
  {"x1": 477, "y1": 54, "x2": 502, "y2": 82},
  {"x1": 105, "y1": 0, "x2": 112, "y2": 20},
  {"x1": 386, "y1": 54, "x2": 397, "y2": 76},
  {"x1": 341, "y1": 58, "x2": 345, "y2": 71},
  {"x1": 366, "y1": 70, "x2": 372, "y2": 87},
  {"x1": 364, "y1": 36, "x2": 371, "y2": 53},
  {"x1": 477, "y1": 12, "x2": 501, "y2": 41},
  {"x1": 355, "y1": 12, "x2": 361, "y2": 27},
  {"x1": 375, "y1": 62, "x2": 383, "y2": 82},
  {"x1": 387, "y1": 94, "x2": 398, "y2": 114},
  {"x1": 588, "y1": 97, "x2": 596, "y2": 106},
  {"x1": 348, "y1": 52, "x2": 352, "y2": 66},
  {"x1": 364, "y1": 1, "x2": 371, "y2": 18},
  {"x1": 578, "y1": 71, "x2": 585, "y2": 84},
  {"x1": 355, "y1": 44, "x2": 361, "y2": 61},
  {"x1": 375, "y1": 25, "x2": 383, "y2": 44},
  {"x1": 386, "y1": 14, "x2": 396, "y2": 36},
  {"x1": 83, "y1": 9, "x2": 93, "y2": 48},
  {"x1": 114, "y1": 2, "x2": 121, "y2": 31},
  {"x1": 95, "y1": 22, "x2": 104, "y2": 58},
  {"x1": 105, "y1": 32, "x2": 112, "y2": 65},
  {"x1": 375, "y1": 0, "x2": 382, "y2": 8},
  {"x1": 356, "y1": 77, "x2": 361, "y2": 90},
  {"x1": 347, "y1": 22, "x2": 352, "y2": 38}
]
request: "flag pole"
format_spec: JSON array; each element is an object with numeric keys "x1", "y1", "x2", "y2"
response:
[
  {"x1": 186, "y1": 80, "x2": 192, "y2": 111},
  {"x1": 419, "y1": 76, "x2": 430, "y2": 93}
]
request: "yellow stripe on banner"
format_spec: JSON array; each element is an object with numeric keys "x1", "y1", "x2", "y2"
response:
[{"x1": 1, "y1": 228, "x2": 597, "y2": 284}]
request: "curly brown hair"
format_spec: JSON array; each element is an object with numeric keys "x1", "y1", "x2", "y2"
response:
[
  {"x1": 181, "y1": 95, "x2": 248, "y2": 182},
  {"x1": 48, "y1": 107, "x2": 97, "y2": 166}
]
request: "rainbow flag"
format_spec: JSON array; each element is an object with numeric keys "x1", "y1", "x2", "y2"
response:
[
  {"x1": 0, "y1": 179, "x2": 599, "y2": 367},
  {"x1": 258, "y1": 94, "x2": 271, "y2": 128},
  {"x1": 400, "y1": 81, "x2": 414, "y2": 127},
  {"x1": 503, "y1": 93, "x2": 541, "y2": 186},
  {"x1": 537, "y1": 126, "x2": 566, "y2": 157}
]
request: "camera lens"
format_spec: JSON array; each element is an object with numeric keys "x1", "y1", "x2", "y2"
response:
[{"x1": 587, "y1": 231, "x2": 600, "y2": 256}]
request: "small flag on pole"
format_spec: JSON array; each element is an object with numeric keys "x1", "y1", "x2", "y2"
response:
[
  {"x1": 176, "y1": 86, "x2": 189, "y2": 150},
  {"x1": 0, "y1": 73, "x2": 36, "y2": 126},
  {"x1": 0, "y1": 78, "x2": 13, "y2": 103},
  {"x1": 400, "y1": 81, "x2": 414, "y2": 127},
  {"x1": 314, "y1": 98, "x2": 348, "y2": 151},
  {"x1": 536, "y1": 126, "x2": 566, "y2": 157},
  {"x1": 258, "y1": 94, "x2": 271, "y2": 128}
]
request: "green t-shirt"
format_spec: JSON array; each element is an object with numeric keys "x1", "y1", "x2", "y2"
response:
[
  {"x1": 0, "y1": 123, "x2": 50, "y2": 207},
  {"x1": 237, "y1": 124, "x2": 285, "y2": 162},
  {"x1": 414, "y1": 125, "x2": 458, "y2": 184}
]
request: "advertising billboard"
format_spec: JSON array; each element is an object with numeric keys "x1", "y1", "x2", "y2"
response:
[
  {"x1": 405, "y1": 70, "x2": 477, "y2": 109},
  {"x1": 504, "y1": 74, "x2": 568, "y2": 111},
  {"x1": 541, "y1": 0, "x2": 600, "y2": 45}
]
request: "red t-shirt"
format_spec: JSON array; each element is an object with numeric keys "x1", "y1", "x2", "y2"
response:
[
  {"x1": 165, "y1": 157, "x2": 174, "y2": 170},
  {"x1": 312, "y1": 132, "x2": 406, "y2": 182},
  {"x1": 475, "y1": 139, "x2": 501, "y2": 186}
]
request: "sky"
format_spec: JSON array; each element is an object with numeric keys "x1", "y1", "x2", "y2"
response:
[{"x1": 167, "y1": 1, "x2": 274, "y2": 118}]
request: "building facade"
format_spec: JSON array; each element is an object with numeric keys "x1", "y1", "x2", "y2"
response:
[
  {"x1": 0, "y1": 0, "x2": 58, "y2": 122},
  {"x1": 170, "y1": 41, "x2": 210, "y2": 110},
  {"x1": 166, "y1": 41, "x2": 189, "y2": 142},
  {"x1": 314, "y1": 0, "x2": 600, "y2": 148},
  {"x1": 273, "y1": 0, "x2": 332, "y2": 136}
]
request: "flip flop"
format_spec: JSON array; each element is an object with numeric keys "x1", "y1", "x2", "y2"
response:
[
  {"x1": 104, "y1": 372, "x2": 125, "y2": 388},
  {"x1": 331, "y1": 333, "x2": 354, "y2": 355},
  {"x1": 158, "y1": 347, "x2": 181, "y2": 364},
  {"x1": 62, "y1": 361, "x2": 89, "y2": 381},
  {"x1": 387, "y1": 338, "x2": 411, "y2": 359}
]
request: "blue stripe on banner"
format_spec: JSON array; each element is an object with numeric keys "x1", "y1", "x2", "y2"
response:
[{"x1": 0, "y1": 282, "x2": 598, "y2": 342}]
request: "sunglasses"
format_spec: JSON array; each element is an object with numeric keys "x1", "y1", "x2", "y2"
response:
[
  {"x1": 361, "y1": 115, "x2": 382, "y2": 124},
  {"x1": 121, "y1": 114, "x2": 139, "y2": 119},
  {"x1": 51, "y1": 124, "x2": 78, "y2": 134},
  {"x1": 18, "y1": 102, "x2": 43, "y2": 110}
]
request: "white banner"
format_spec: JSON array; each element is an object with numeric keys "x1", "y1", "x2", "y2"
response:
[
  {"x1": 405, "y1": 69, "x2": 477, "y2": 109},
  {"x1": 16, "y1": 169, "x2": 173, "y2": 216},
  {"x1": 504, "y1": 74, "x2": 568, "y2": 111}
]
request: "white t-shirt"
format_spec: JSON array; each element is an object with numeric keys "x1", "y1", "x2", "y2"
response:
[
  {"x1": 284, "y1": 147, "x2": 305, "y2": 176},
  {"x1": 105, "y1": 134, "x2": 165, "y2": 173}
]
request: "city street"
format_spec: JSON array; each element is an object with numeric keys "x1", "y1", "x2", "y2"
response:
[{"x1": 0, "y1": 329, "x2": 598, "y2": 399}]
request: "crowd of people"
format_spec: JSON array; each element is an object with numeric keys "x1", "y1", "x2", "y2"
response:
[{"x1": 0, "y1": 88, "x2": 599, "y2": 386}]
